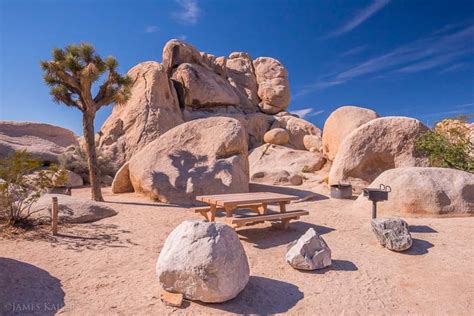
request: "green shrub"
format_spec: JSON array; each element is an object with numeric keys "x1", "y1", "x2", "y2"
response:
[
  {"x1": 0, "y1": 150, "x2": 66, "y2": 226},
  {"x1": 59, "y1": 146, "x2": 114, "y2": 184},
  {"x1": 416, "y1": 119, "x2": 473, "y2": 172}
]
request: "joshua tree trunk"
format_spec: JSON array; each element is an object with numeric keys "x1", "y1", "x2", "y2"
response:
[{"x1": 82, "y1": 112, "x2": 104, "y2": 202}]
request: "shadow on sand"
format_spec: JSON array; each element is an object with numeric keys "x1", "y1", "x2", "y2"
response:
[
  {"x1": 402, "y1": 238, "x2": 435, "y2": 256},
  {"x1": 299, "y1": 259, "x2": 359, "y2": 274},
  {"x1": 200, "y1": 276, "x2": 303, "y2": 314},
  {"x1": 0, "y1": 258, "x2": 65, "y2": 316},
  {"x1": 409, "y1": 225, "x2": 438, "y2": 233},
  {"x1": 237, "y1": 221, "x2": 335, "y2": 249}
]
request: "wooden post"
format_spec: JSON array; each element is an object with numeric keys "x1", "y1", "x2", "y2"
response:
[{"x1": 51, "y1": 197, "x2": 58, "y2": 236}]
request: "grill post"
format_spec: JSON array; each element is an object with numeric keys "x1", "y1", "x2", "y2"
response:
[{"x1": 372, "y1": 201, "x2": 377, "y2": 219}]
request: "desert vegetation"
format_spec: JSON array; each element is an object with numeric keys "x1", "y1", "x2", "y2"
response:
[
  {"x1": 40, "y1": 43, "x2": 132, "y2": 201},
  {"x1": 0, "y1": 150, "x2": 66, "y2": 226}
]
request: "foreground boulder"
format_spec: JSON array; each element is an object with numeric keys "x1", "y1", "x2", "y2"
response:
[
  {"x1": 249, "y1": 144, "x2": 325, "y2": 185},
  {"x1": 128, "y1": 117, "x2": 249, "y2": 204},
  {"x1": 156, "y1": 220, "x2": 250, "y2": 303},
  {"x1": 0, "y1": 121, "x2": 78, "y2": 163},
  {"x1": 356, "y1": 167, "x2": 474, "y2": 216},
  {"x1": 329, "y1": 117, "x2": 429, "y2": 191},
  {"x1": 371, "y1": 218, "x2": 413, "y2": 251},
  {"x1": 97, "y1": 62, "x2": 184, "y2": 172},
  {"x1": 286, "y1": 228, "x2": 332, "y2": 270},
  {"x1": 272, "y1": 115, "x2": 322, "y2": 150},
  {"x1": 31, "y1": 194, "x2": 117, "y2": 223},
  {"x1": 322, "y1": 106, "x2": 379, "y2": 160},
  {"x1": 253, "y1": 57, "x2": 290, "y2": 114}
]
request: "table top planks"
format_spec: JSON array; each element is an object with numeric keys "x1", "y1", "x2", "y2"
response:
[{"x1": 196, "y1": 192, "x2": 299, "y2": 207}]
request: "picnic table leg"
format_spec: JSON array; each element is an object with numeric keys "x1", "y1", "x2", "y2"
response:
[
  {"x1": 279, "y1": 202, "x2": 287, "y2": 213},
  {"x1": 210, "y1": 204, "x2": 217, "y2": 222},
  {"x1": 257, "y1": 203, "x2": 267, "y2": 215}
]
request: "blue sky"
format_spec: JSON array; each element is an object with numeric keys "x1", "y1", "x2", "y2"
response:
[{"x1": 1, "y1": 0, "x2": 473, "y2": 135}]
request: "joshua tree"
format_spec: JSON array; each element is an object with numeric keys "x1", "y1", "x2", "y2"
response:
[{"x1": 41, "y1": 43, "x2": 132, "y2": 201}]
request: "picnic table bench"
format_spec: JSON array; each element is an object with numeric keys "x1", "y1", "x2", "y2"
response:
[{"x1": 195, "y1": 192, "x2": 308, "y2": 229}]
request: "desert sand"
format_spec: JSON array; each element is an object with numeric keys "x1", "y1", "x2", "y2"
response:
[{"x1": 1, "y1": 184, "x2": 473, "y2": 315}]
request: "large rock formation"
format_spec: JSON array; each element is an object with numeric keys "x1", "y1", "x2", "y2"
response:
[
  {"x1": 0, "y1": 121, "x2": 78, "y2": 163},
  {"x1": 162, "y1": 39, "x2": 204, "y2": 75},
  {"x1": 97, "y1": 62, "x2": 183, "y2": 172},
  {"x1": 272, "y1": 115, "x2": 322, "y2": 150},
  {"x1": 356, "y1": 167, "x2": 474, "y2": 217},
  {"x1": 126, "y1": 117, "x2": 249, "y2": 204},
  {"x1": 329, "y1": 117, "x2": 429, "y2": 191},
  {"x1": 249, "y1": 144, "x2": 325, "y2": 185},
  {"x1": 226, "y1": 52, "x2": 259, "y2": 107},
  {"x1": 172, "y1": 63, "x2": 240, "y2": 109},
  {"x1": 322, "y1": 106, "x2": 379, "y2": 160},
  {"x1": 31, "y1": 194, "x2": 117, "y2": 223},
  {"x1": 156, "y1": 220, "x2": 250, "y2": 303},
  {"x1": 253, "y1": 57, "x2": 290, "y2": 114}
]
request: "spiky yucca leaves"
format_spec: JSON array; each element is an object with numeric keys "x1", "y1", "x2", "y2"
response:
[
  {"x1": 40, "y1": 43, "x2": 132, "y2": 201},
  {"x1": 40, "y1": 43, "x2": 132, "y2": 112}
]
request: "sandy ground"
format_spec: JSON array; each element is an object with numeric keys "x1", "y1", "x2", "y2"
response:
[{"x1": 1, "y1": 183, "x2": 473, "y2": 315}]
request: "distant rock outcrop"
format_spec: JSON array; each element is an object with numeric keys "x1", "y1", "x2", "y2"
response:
[
  {"x1": 253, "y1": 57, "x2": 291, "y2": 114},
  {"x1": 272, "y1": 115, "x2": 322, "y2": 150},
  {"x1": 322, "y1": 106, "x2": 379, "y2": 160},
  {"x1": 127, "y1": 117, "x2": 249, "y2": 204},
  {"x1": 249, "y1": 144, "x2": 325, "y2": 186},
  {"x1": 356, "y1": 167, "x2": 474, "y2": 217},
  {"x1": 97, "y1": 62, "x2": 183, "y2": 172},
  {"x1": 329, "y1": 117, "x2": 429, "y2": 191},
  {"x1": 0, "y1": 121, "x2": 78, "y2": 163}
]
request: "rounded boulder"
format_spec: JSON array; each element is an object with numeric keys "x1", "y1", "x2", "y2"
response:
[{"x1": 156, "y1": 220, "x2": 250, "y2": 303}]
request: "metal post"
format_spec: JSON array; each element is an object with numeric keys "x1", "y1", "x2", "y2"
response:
[
  {"x1": 372, "y1": 201, "x2": 377, "y2": 219},
  {"x1": 52, "y1": 197, "x2": 58, "y2": 235}
]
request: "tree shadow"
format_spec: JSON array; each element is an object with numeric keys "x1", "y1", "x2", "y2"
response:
[
  {"x1": 199, "y1": 276, "x2": 303, "y2": 314},
  {"x1": 0, "y1": 258, "x2": 65, "y2": 316},
  {"x1": 250, "y1": 183, "x2": 329, "y2": 200},
  {"x1": 150, "y1": 150, "x2": 248, "y2": 206},
  {"x1": 6, "y1": 223, "x2": 138, "y2": 252},
  {"x1": 298, "y1": 259, "x2": 358, "y2": 274},
  {"x1": 237, "y1": 221, "x2": 335, "y2": 249},
  {"x1": 409, "y1": 225, "x2": 438, "y2": 233},
  {"x1": 402, "y1": 238, "x2": 434, "y2": 256}
]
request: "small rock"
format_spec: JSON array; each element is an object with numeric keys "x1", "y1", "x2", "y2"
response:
[
  {"x1": 263, "y1": 128, "x2": 289, "y2": 145},
  {"x1": 160, "y1": 290, "x2": 183, "y2": 307},
  {"x1": 286, "y1": 228, "x2": 331, "y2": 270},
  {"x1": 371, "y1": 218, "x2": 413, "y2": 251}
]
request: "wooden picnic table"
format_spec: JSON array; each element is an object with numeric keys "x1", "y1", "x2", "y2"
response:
[{"x1": 195, "y1": 192, "x2": 308, "y2": 229}]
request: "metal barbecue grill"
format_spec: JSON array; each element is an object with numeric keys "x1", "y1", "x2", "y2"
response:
[{"x1": 363, "y1": 184, "x2": 391, "y2": 219}]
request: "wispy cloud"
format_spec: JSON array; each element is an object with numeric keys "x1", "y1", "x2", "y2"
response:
[
  {"x1": 291, "y1": 108, "x2": 324, "y2": 119},
  {"x1": 172, "y1": 0, "x2": 201, "y2": 25},
  {"x1": 438, "y1": 63, "x2": 469, "y2": 74},
  {"x1": 324, "y1": 0, "x2": 391, "y2": 39},
  {"x1": 177, "y1": 34, "x2": 188, "y2": 41},
  {"x1": 297, "y1": 23, "x2": 474, "y2": 97},
  {"x1": 145, "y1": 25, "x2": 158, "y2": 33},
  {"x1": 340, "y1": 45, "x2": 367, "y2": 57}
]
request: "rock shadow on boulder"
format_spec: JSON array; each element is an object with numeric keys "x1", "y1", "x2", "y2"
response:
[{"x1": 0, "y1": 258, "x2": 65, "y2": 316}]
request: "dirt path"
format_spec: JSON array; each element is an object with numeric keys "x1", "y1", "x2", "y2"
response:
[{"x1": 1, "y1": 185, "x2": 473, "y2": 315}]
